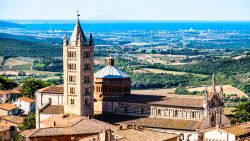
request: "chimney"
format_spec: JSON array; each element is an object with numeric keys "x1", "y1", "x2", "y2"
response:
[
  {"x1": 88, "y1": 114, "x2": 92, "y2": 119},
  {"x1": 108, "y1": 54, "x2": 114, "y2": 66},
  {"x1": 105, "y1": 129, "x2": 112, "y2": 141}
]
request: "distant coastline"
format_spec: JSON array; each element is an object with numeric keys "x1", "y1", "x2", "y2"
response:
[{"x1": 1, "y1": 20, "x2": 250, "y2": 32}]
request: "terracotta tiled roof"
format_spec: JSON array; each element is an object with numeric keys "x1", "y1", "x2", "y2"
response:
[
  {"x1": 1, "y1": 115, "x2": 24, "y2": 125},
  {"x1": 20, "y1": 96, "x2": 35, "y2": 103},
  {"x1": 41, "y1": 114, "x2": 83, "y2": 127},
  {"x1": 0, "y1": 90, "x2": 9, "y2": 95},
  {"x1": 117, "y1": 129, "x2": 178, "y2": 141},
  {"x1": 0, "y1": 124, "x2": 9, "y2": 132},
  {"x1": 40, "y1": 105, "x2": 64, "y2": 114},
  {"x1": 222, "y1": 122, "x2": 250, "y2": 136},
  {"x1": 7, "y1": 86, "x2": 22, "y2": 94},
  {"x1": 103, "y1": 94, "x2": 204, "y2": 109},
  {"x1": 0, "y1": 87, "x2": 22, "y2": 95},
  {"x1": 23, "y1": 114, "x2": 117, "y2": 138},
  {"x1": 0, "y1": 103, "x2": 18, "y2": 111},
  {"x1": 37, "y1": 85, "x2": 64, "y2": 94},
  {"x1": 118, "y1": 117, "x2": 200, "y2": 131},
  {"x1": 21, "y1": 128, "x2": 39, "y2": 137}
]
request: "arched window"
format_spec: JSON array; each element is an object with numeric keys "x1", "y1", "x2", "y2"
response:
[
  {"x1": 85, "y1": 98, "x2": 90, "y2": 105},
  {"x1": 210, "y1": 114, "x2": 216, "y2": 127},
  {"x1": 69, "y1": 87, "x2": 75, "y2": 94},
  {"x1": 70, "y1": 99, "x2": 74, "y2": 105},
  {"x1": 192, "y1": 111, "x2": 195, "y2": 118},
  {"x1": 175, "y1": 110, "x2": 178, "y2": 117},
  {"x1": 158, "y1": 109, "x2": 161, "y2": 115}
]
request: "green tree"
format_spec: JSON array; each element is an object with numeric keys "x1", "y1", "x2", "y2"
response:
[
  {"x1": 151, "y1": 49, "x2": 157, "y2": 54},
  {"x1": 22, "y1": 78, "x2": 52, "y2": 99},
  {"x1": 18, "y1": 113, "x2": 36, "y2": 131},
  {"x1": 233, "y1": 101, "x2": 250, "y2": 123},
  {"x1": 0, "y1": 76, "x2": 18, "y2": 90},
  {"x1": 15, "y1": 134, "x2": 25, "y2": 141}
]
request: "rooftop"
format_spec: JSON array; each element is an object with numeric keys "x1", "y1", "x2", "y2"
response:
[
  {"x1": 41, "y1": 114, "x2": 83, "y2": 127},
  {"x1": 0, "y1": 90, "x2": 9, "y2": 95},
  {"x1": 117, "y1": 129, "x2": 178, "y2": 141},
  {"x1": 222, "y1": 122, "x2": 250, "y2": 136},
  {"x1": 118, "y1": 117, "x2": 200, "y2": 131},
  {"x1": 70, "y1": 19, "x2": 87, "y2": 43},
  {"x1": 94, "y1": 65, "x2": 130, "y2": 79},
  {"x1": 103, "y1": 94, "x2": 204, "y2": 109},
  {"x1": 20, "y1": 96, "x2": 35, "y2": 103},
  {"x1": 22, "y1": 114, "x2": 117, "y2": 138},
  {"x1": 95, "y1": 114, "x2": 200, "y2": 131},
  {"x1": 37, "y1": 85, "x2": 64, "y2": 94},
  {"x1": 0, "y1": 87, "x2": 22, "y2": 95},
  {"x1": 36, "y1": 86, "x2": 204, "y2": 108},
  {"x1": 0, "y1": 103, "x2": 18, "y2": 111},
  {"x1": 0, "y1": 124, "x2": 9, "y2": 133},
  {"x1": 40, "y1": 105, "x2": 64, "y2": 114},
  {"x1": 7, "y1": 86, "x2": 22, "y2": 94},
  {"x1": 1, "y1": 115, "x2": 24, "y2": 125}
]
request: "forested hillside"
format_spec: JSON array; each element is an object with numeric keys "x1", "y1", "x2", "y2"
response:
[
  {"x1": 173, "y1": 57, "x2": 250, "y2": 75},
  {"x1": 0, "y1": 38, "x2": 62, "y2": 57}
]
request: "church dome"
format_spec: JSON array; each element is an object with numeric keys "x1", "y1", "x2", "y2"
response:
[
  {"x1": 94, "y1": 65, "x2": 130, "y2": 79},
  {"x1": 94, "y1": 56, "x2": 130, "y2": 79}
]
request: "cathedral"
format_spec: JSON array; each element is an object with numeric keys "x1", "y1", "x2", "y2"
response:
[{"x1": 35, "y1": 17, "x2": 231, "y2": 141}]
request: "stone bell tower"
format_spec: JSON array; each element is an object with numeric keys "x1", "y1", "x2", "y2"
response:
[{"x1": 63, "y1": 13, "x2": 94, "y2": 117}]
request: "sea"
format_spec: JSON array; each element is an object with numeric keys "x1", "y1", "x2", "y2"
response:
[{"x1": 5, "y1": 20, "x2": 250, "y2": 32}]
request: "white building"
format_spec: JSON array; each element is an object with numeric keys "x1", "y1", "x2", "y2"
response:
[
  {"x1": 0, "y1": 87, "x2": 22, "y2": 103},
  {"x1": 13, "y1": 96, "x2": 35, "y2": 114},
  {"x1": 0, "y1": 103, "x2": 19, "y2": 116},
  {"x1": 0, "y1": 90, "x2": 10, "y2": 103}
]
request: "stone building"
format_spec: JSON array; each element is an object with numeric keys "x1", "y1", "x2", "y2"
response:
[
  {"x1": 23, "y1": 114, "x2": 178, "y2": 141},
  {"x1": 94, "y1": 56, "x2": 131, "y2": 114},
  {"x1": 35, "y1": 15, "x2": 95, "y2": 128},
  {"x1": 63, "y1": 16, "x2": 94, "y2": 117},
  {"x1": 94, "y1": 55, "x2": 131, "y2": 100},
  {"x1": 33, "y1": 14, "x2": 231, "y2": 141},
  {"x1": 93, "y1": 60, "x2": 230, "y2": 141}
]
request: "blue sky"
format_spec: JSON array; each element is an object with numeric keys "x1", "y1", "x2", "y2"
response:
[{"x1": 0, "y1": 0, "x2": 250, "y2": 20}]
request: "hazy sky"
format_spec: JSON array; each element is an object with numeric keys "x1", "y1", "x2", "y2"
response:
[{"x1": 0, "y1": 0, "x2": 250, "y2": 20}]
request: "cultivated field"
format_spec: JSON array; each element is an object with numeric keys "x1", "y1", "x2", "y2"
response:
[
  {"x1": 132, "y1": 88, "x2": 175, "y2": 95},
  {"x1": 23, "y1": 70, "x2": 59, "y2": 76},
  {"x1": 188, "y1": 85, "x2": 248, "y2": 98},
  {"x1": 133, "y1": 68, "x2": 208, "y2": 77},
  {"x1": 132, "y1": 88, "x2": 204, "y2": 99},
  {"x1": 41, "y1": 76, "x2": 61, "y2": 81},
  {"x1": 136, "y1": 54, "x2": 198, "y2": 65},
  {"x1": 3, "y1": 58, "x2": 33, "y2": 70}
]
